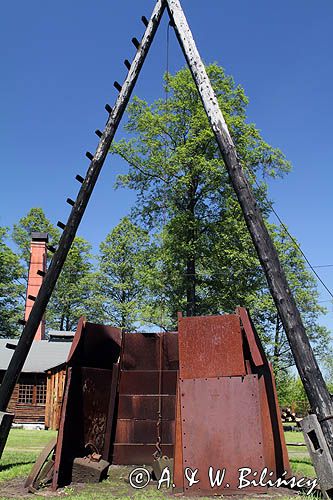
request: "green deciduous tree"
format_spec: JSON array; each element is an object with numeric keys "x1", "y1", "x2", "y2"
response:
[
  {"x1": 95, "y1": 217, "x2": 150, "y2": 330},
  {"x1": 47, "y1": 237, "x2": 95, "y2": 331},
  {"x1": 110, "y1": 64, "x2": 330, "y2": 390},
  {"x1": 111, "y1": 65, "x2": 290, "y2": 325},
  {"x1": 0, "y1": 227, "x2": 25, "y2": 337}
]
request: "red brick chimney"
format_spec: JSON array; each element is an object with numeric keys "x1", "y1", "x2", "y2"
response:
[{"x1": 24, "y1": 232, "x2": 48, "y2": 341}]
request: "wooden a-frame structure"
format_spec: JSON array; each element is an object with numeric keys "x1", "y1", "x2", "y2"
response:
[{"x1": 0, "y1": 0, "x2": 332, "y2": 480}]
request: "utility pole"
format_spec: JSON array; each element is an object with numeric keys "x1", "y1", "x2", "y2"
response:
[
  {"x1": 0, "y1": 0, "x2": 166, "y2": 458},
  {"x1": 1, "y1": 1, "x2": 332, "y2": 485},
  {"x1": 166, "y1": 0, "x2": 333, "y2": 460}
]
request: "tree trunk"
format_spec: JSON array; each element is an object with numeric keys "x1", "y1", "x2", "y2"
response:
[
  {"x1": 60, "y1": 314, "x2": 65, "y2": 332},
  {"x1": 185, "y1": 181, "x2": 197, "y2": 317}
]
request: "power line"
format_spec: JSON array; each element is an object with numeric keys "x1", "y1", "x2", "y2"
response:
[
  {"x1": 247, "y1": 169, "x2": 333, "y2": 300},
  {"x1": 311, "y1": 264, "x2": 333, "y2": 269}
]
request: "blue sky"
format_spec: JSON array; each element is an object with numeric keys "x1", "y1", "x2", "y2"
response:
[{"x1": 1, "y1": 1, "x2": 333, "y2": 330}]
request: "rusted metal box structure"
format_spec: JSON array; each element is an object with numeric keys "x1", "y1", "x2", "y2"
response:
[
  {"x1": 51, "y1": 308, "x2": 289, "y2": 494},
  {"x1": 113, "y1": 331, "x2": 178, "y2": 464},
  {"x1": 173, "y1": 308, "x2": 290, "y2": 494}
]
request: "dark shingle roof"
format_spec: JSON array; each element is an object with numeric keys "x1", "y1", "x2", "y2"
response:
[{"x1": 0, "y1": 339, "x2": 71, "y2": 373}]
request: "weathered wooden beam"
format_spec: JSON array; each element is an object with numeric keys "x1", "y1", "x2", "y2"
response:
[
  {"x1": 166, "y1": 0, "x2": 333, "y2": 458},
  {"x1": 0, "y1": 0, "x2": 166, "y2": 455}
]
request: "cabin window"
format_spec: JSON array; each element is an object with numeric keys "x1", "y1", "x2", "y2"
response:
[
  {"x1": 36, "y1": 384, "x2": 47, "y2": 404},
  {"x1": 18, "y1": 384, "x2": 34, "y2": 404},
  {"x1": 18, "y1": 382, "x2": 47, "y2": 405}
]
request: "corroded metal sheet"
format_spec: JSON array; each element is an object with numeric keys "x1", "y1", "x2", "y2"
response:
[
  {"x1": 121, "y1": 332, "x2": 178, "y2": 370},
  {"x1": 52, "y1": 366, "x2": 118, "y2": 489},
  {"x1": 69, "y1": 322, "x2": 121, "y2": 369},
  {"x1": 173, "y1": 380, "x2": 184, "y2": 492},
  {"x1": 53, "y1": 367, "x2": 75, "y2": 489},
  {"x1": 118, "y1": 395, "x2": 175, "y2": 420},
  {"x1": 80, "y1": 367, "x2": 116, "y2": 456},
  {"x1": 258, "y1": 365, "x2": 291, "y2": 479},
  {"x1": 119, "y1": 370, "x2": 177, "y2": 395},
  {"x1": 115, "y1": 419, "x2": 174, "y2": 443},
  {"x1": 180, "y1": 376, "x2": 266, "y2": 494},
  {"x1": 178, "y1": 314, "x2": 246, "y2": 379},
  {"x1": 67, "y1": 317, "x2": 85, "y2": 364},
  {"x1": 236, "y1": 307, "x2": 265, "y2": 367}
]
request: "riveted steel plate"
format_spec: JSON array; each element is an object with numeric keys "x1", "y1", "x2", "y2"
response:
[
  {"x1": 119, "y1": 370, "x2": 177, "y2": 395},
  {"x1": 179, "y1": 375, "x2": 266, "y2": 494},
  {"x1": 178, "y1": 314, "x2": 246, "y2": 379}
]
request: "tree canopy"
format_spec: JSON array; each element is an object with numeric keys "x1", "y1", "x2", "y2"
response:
[
  {"x1": 0, "y1": 227, "x2": 25, "y2": 337},
  {"x1": 0, "y1": 64, "x2": 330, "y2": 396},
  {"x1": 110, "y1": 64, "x2": 330, "y2": 373}
]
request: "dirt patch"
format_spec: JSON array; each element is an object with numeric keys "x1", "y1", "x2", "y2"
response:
[{"x1": 0, "y1": 466, "x2": 314, "y2": 500}]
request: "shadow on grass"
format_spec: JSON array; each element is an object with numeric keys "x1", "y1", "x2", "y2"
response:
[{"x1": 0, "y1": 461, "x2": 33, "y2": 472}]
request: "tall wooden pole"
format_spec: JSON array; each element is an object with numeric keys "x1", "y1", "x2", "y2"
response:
[
  {"x1": 0, "y1": 0, "x2": 165, "y2": 454},
  {"x1": 166, "y1": 0, "x2": 333, "y2": 456}
]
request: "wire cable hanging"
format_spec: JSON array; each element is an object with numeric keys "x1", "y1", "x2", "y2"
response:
[
  {"x1": 154, "y1": 19, "x2": 172, "y2": 463},
  {"x1": 245, "y1": 166, "x2": 333, "y2": 300}
]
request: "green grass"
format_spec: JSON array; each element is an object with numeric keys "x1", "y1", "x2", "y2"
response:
[
  {"x1": 285, "y1": 430, "x2": 315, "y2": 478},
  {"x1": 0, "y1": 428, "x2": 56, "y2": 483},
  {"x1": 0, "y1": 429, "x2": 317, "y2": 500}
]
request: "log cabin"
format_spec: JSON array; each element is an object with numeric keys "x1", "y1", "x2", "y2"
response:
[{"x1": 0, "y1": 335, "x2": 72, "y2": 428}]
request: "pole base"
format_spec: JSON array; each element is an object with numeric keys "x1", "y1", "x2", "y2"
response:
[
  {"x1": 301, "y1": 414, "x2": 333, "y2": 499},
  {"x1": 0, "y1": 411, "x2": 14, "y2": 459}
]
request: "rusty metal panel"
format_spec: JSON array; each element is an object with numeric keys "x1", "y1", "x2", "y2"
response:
[
  {"x1": 179, "y1": 375, "x2": 266, "y2": 494},
  {"x1": 119, "y1": 370, "x2": 177, "y2": 395},
  {"x1": 52, "y1": 366, "x2": 117, "y2": 489},
  {"x1": 67, "y1": 320, "x2": 122, "y2": 369},
  {"x1": 236, "y1": 307, "x2": 265, "y2": 367},
  {"x1": 67, "y1": 317, "x2": 85, "y2": 364},
  {"x1": 104, "y1": 364, "x2": 119, "y2": 461},
  {"x1": 25, "y1": 437, "x2": 56, "y2": 489},
  {"x1": 178, "y1": 314, "x2": 246, "y2": 379},
  {"x1": 163, "y1": 332, "x2": 179, "y2": 370},
  {"x1": 118, "y1": 395, "x2": 175, "y2": 420},
  {"x1": 121, "y1": 333, "x2": 160, "y2": 370},
  {"x1": 173, "y1": 380, "x2": 184, "y2": 492},
  {"x1": 258, "y1": 365, "x2": 291, "y2": 479},
  {"x1": 80, "y1": 367, "x2": 116, "y2": 456},
  {"x1": 78, "y1": 323, "x2": 121, "y2": 369},
  {"x1": 121, "y1": 332, "x2": 178, "y2": 370},
  {"x1": 112, "y1": 444, "x2": 174, "y2": 465},
  {"x1": 114, "y1": 419, "x2": 174, "y2": 444}
]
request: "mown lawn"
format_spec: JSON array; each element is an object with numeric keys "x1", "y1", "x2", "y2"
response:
[
  {"x1": 284, "y1": 430, "x2": 315, "y2": 478},
  {"x1": 0, "y1": 428, "x2": 317, "y2": 500},
  {"x1": 0, "y1": 429, "x2": 57, "y2": 484}
]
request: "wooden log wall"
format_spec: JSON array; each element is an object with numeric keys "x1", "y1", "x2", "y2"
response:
[
  {"x1": 45, "y1": 367, "x2": 66, "y2": 430},
  {"x1": 0, "y1": 372, "x2": 46, "y2": 424}
]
